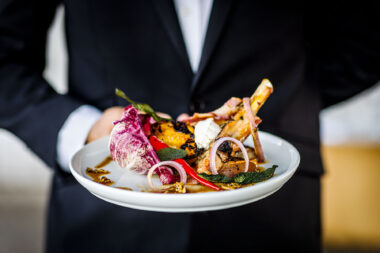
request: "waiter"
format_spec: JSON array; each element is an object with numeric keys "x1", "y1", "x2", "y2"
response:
[{"x1": 0, "y1": 1, "x2": 379, "y2": 252}]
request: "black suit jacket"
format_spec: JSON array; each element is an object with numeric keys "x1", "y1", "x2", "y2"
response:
[{"x1": 0, "y1": 1, "x2": 379, "y2": 252}]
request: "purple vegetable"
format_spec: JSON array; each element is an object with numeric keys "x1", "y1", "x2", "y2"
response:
[{"x1": 109, "y1": 105, "x2": 174, "y2": 184}]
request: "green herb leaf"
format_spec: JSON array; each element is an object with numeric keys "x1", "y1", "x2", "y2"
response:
[
  {"x1": 156, "y1": 147, "x2": 187, "y2": 161},
  {"x1": 198, "y1": 173, "x2": 234, "y2": 183},
  {"x1": 197, "y1": 165, "x2": 278, "y2": 185},
  {"x1": 115, "y1": 88, "x2": 170, "y2": 122},
  {"x1": 233, "y1": 165, "x2": 278, "y2": 185}
]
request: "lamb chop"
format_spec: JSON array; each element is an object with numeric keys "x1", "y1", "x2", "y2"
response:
[{"x1": 192, "y1": 79, "x2": 273, "y2": 175}]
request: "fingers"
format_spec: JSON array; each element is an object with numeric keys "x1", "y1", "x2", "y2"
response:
[
  {"x1": 156, "y1": 112, "x2": 172, "y2": 120},
  {"x1": 177, "y1": 113, "x2": 190, "y2": 121},
  {"x1": 86, "y1": 106, "x2": 124, "y2": 143}
]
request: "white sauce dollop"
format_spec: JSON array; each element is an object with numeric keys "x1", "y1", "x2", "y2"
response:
[{"x1": 194, "y1": 118, "x2": 221, "y2": 149}]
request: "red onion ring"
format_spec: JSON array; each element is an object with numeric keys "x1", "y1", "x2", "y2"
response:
[
  {"x1": 209, "y1": 137, "x2": 249, "y2": 175},
  {"x1": 243, "y1": 97, "x2": 265, "y2": 162},
  {"x1": 147, "y1": 161, "x2": 187, "y2": 190}
]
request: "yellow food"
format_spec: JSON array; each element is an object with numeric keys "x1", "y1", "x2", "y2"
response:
[{"x1": 151, "y1": 121, "x2": 198, "y2": 159}]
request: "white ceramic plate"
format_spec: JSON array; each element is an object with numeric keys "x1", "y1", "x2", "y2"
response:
[{"x1": 70, "y1": 131, "x2": 300, "y2": 212}]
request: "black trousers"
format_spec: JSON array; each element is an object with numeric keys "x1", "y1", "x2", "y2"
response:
[{"x1": 46, "y1": 172, "x2": 321, "y2": 253}]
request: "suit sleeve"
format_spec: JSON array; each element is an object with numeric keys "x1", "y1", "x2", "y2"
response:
[
  {"x1": 0, "y1": 0, "x2": 83, "y2": 169},
  {"x1": 305, "y1": 1, "x2": 380, "y2": 108}
]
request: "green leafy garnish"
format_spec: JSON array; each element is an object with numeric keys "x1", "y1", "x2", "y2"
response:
[
  {"x1": 233, "y1": 165, "x2": 278, "y2": 185},
  {"x1": 156, "y1": 147, "x2": 187, "y2": 161},
  {"x1": 115, "y1": 88, "x2": 170, "y2": 122},
  {"x1": 197, "y1": 165, "x2": 278, "y2": 185},
  {"x1": 198, "y1": 173, "x2": 234, "y2": 183}
]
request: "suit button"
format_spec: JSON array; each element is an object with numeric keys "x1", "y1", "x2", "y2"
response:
[
  {"x1": 189, "y1": 100, "x2": 205, "y2": 113},
  {"x1": 189, "y1": 102, "x2": 195, "y2": 113}
]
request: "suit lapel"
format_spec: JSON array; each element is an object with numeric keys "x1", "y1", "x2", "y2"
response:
[
  {"x1": 152, "y1": 0, "x2": 192, "y2": 76},
  {"x1": 152, "y1": 0, "x2": 234, "y2": 90},
  {"x1": 191, "y1": 0, "x2": 234, "y2": 92}
]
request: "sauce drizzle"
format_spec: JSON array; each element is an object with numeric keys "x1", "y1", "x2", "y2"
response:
[
  {"x1": 86, "y1": 167, "x2": 114, "y2": 186},
  {"x1": 94, "y1": 156, "x2": 113, "y2": 169}
]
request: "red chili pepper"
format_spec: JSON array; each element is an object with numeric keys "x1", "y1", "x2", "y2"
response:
[
  {"x1": 149, "y1": 135, "x2": 169, "y2": 150},
  {"x1": 149, "y1": 136, "x2": 221, "y2": 191}
]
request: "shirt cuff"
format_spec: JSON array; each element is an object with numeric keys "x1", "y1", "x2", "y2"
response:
[{"x1": 57, "y1": 105, "x2": 102, "y2": 172}]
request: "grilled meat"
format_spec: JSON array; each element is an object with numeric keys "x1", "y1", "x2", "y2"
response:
[
  {"x1": 195, "y1": 79, "x2": 273, "y2": 174},
  {"x1": 218, "y1": 160, "x2": 259, "y2": 178}
]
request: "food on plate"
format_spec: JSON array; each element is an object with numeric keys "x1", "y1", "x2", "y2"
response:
[
  {"x1": 109, "y1": 105, "x2": 175, "y2": 184},
  {"x1": 193, "y1": 118, "x2": 221, "y2": 149},
  {"x1": 150, "y1": 121, "x2": 199, "y2": 159},
  {"x1": 105, "y1": 79, "x2": 276, "y2": 193},
  {"x1": 86, "y1": 167, "x2": 114, "y2": 186}
]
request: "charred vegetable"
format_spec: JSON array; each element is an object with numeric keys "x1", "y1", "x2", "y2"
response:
[{"x1": 151, "y1": 121, "x2": 199, "y2": 159}]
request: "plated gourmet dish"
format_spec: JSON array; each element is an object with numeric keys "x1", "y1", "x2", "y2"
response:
[{"x1": 87, "y1": 79, "x2": 277, "y2": 193}]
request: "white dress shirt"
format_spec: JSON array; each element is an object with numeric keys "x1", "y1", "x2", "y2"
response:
[
  {"x1": 173, "y1": 0, "x2": 213, "y2": 72},
  {"x1": 57, "y1": 0, "x2": 214, "y2": 172}
]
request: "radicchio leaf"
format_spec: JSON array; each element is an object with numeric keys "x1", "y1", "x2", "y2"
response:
[{"x1": 109, "y1": 105, "x2": 174, "y2": 184}]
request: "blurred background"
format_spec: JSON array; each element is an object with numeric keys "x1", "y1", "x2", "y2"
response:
[{"x1": 0, "y1": 7, "x2": 379, "y2": 253}]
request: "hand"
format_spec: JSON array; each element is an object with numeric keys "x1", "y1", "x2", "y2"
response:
[{"x1": 86, "y1": 106, "x2": 124, "y2": 143}]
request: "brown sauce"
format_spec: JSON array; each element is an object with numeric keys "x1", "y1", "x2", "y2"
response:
[
  {"x1": 116, "y1": 187, "x2": 133, "y2": 191},
  {"x1": 86, "y1": 167, "x2": 114, "y2": 186},
  {"x1": 94, "y1": 156, "x2": 113, "y2": 169},
  {"x1": 185, "y1": 184, "x2": 216, "y2": 193}
]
